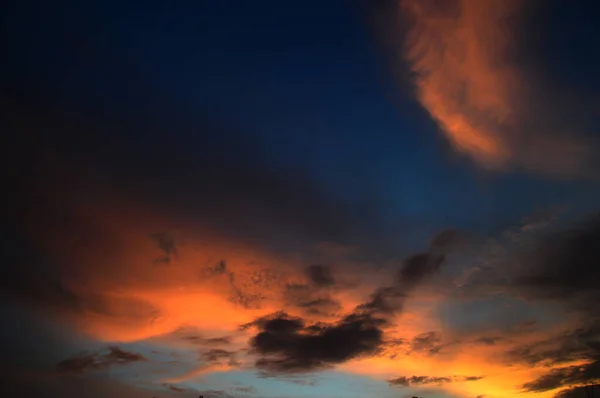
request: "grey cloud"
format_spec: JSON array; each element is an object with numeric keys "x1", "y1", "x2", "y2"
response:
[
  {"x1": 305, "y1": 264, "x2": 335, "y2": 287},
  {"x1": 57, "y1": 346, "x2": 146, "y2": 373},
  {"x1": 163, "y1": 383, "x2": 187, "y2": 393},
  {"x1": 150, "y1": 232, "x2": 178, "y2": 265},
  {"x1": 388, "y1": 375, "x2": 484, "y2": 387},
  {"x1": 554, "y1": 385, "x2": 600, "y2": 398},
  {"x1": 201, "y1": 349, "x2": 236, "y2": 363},
  {"x1": 410, "y1": 331, "x2": 444, "y2": 355}
]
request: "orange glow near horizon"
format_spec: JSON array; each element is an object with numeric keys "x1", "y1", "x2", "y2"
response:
[{"x1": 18, "y1": 188, "x2": 585, "y2": 398}]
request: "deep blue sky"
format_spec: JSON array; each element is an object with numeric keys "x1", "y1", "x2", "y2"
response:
[{"x1": 5, "y1": 0, "x2": 600, "y2": 244}]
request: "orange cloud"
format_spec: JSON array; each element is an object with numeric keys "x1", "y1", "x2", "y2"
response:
[{"x1": 399, "y1": 0, "x2": 593, "y2": 177}]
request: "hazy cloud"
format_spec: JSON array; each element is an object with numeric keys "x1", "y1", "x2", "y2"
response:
[
  {"x1": 389, "y1": 374, "x2": 484, "y2": 387},
  {"x1": 57, "y1": 346, "x2": 146, "y2": 373},
  {"x1": 305, "y1": 265, "x2": 335, "y2": 287}
]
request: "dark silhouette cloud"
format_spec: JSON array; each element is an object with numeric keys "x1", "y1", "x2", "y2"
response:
[
  {"x1": 512, "y1": 319, "x2": 600, "y2": 393},
  {"x1": 283, "y1": 267, "x2": 341, "y2": 317},
  {"x1": 57, "y1": 346, "x2": 146, "y2": 373},
  {"x1": 555, "y1": 385, "x2": 600, "y2": 398},
  {"x1": 475, "y1": 336, "x2": 503, "y2": 346},
  {"x1": 511, "y1": 215, "x2": 600, "y2": 393},
  {"x1": 516, "y1": 214, "x2": 600, "y2": 313},
  {"x1": 242, "y1": 242, "x2": 449, "y2": 373},
  {"x1": 305, "y1": 265, "x2": 335, "y2": 287},
  {"x1": 522, "y1": 361, "x2": 600, "y2": 393},
  {"x1": 163, "y1": 383, "x2": 187, "y2": 393},
  {"x1": 410, "y1": 331, "x2": 445, "y2": 355},
  {"x1": 184, "y1": 335, "x2": 232, "y2": 346},
  {"x1": 388, "y1": 375, "x2": 483, "y2": 387},
  {"x1": 399, "y1": 253, "x2": 445, "y2": 286},
  {"x1": 359, "y1": 252, "x2": 445, "y2": 316},
  {"x1": 358, "y1": 286, "x2": 406, "y2": 315},
  {"x1": 297, "y1": 298, "x2": 342, "y2": 316},
  {"x1": 244, "y1": 311, "x2": 385, "y2": 372},
  {"x1": 201, "y1": 349, "x2": 237, "y2": 363},
  {"x1": 150, "y1": 232, "x2": 178, "y2": 265},
  {"x1": 429, "y1": 229, "x2": 468, "y2": 251}
]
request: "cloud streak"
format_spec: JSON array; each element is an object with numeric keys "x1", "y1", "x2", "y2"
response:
[{"x1": 56, "y1": 346, "x2": 146, "y2": 373}]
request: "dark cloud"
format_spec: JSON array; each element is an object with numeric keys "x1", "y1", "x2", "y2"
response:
[
  {"x1": 244, "y1": 311, "x2": 385, "y2": 372},
  {"x1": 359, "y1": 252, "x2": 445, "y2": 316},
  {"x1": 388, "y1": 375, "x2": 483, "y2": 387},
  {"x1": 516, "y1": 214, "x2": 600, "y2": 313},
  {"x1": 429, "y1": 229, "x2": 468, "y2": 251},
  {"x1": 183, "y1": 335, "x2": 232, "y2": 346},
  {"x1": 163, "y1": 383, "x2": 187, "y2": 393},
  {"x1": 196, "y1": 390, "x2": 238, "y2": 398},
  {"x1": 399, "y1": 253, "x2": 445, "y2": 286},
  {"x1": 283, "y1": 272, "x2": 341, "y2": 317},
  {"x1": 57, "y1": 346, "x2": 146, "y2": 373},
  {"x1": 410, "y1": 331, "x2": 444, "y2": 355},
  {"x1": 150, "y1": 232, "x2": 178, "y2": 265},
  {"x1": 234, "y1": 386, "x2": 257, "y2": 394},
  {"x1": 203, "y1": 336, "x2": 232, "y2": 345},
  {"x1": 475, "y1": 336, "x2": 503, "y2": 346},
  {"x1": 555, "y1": 385, "x2": 600, "y2": 398},
  {"x1": 358, "y1": 286, "x2": 406, "y2": 315},
  {"x1": 242, "y1": 242, "x2": 448, "y2": 373},
  {"x1": 297, "y1": 298, "x2": 342, "y2": 316},
  {"x1": 507, "y1": 215, "x2": 600, "y2": 393},
  {"x1": 516, "y1": 322, "x2": 600, "y2": 393},
  {"x1": 201, "y1": 349, "x2": 236, "y2": 363},
  {"x1": 522, "y1": 361, "x2": 600, "y2": 393},
  {"x1": 305, "y1": 265, "x2": 335, "y2": 287}
]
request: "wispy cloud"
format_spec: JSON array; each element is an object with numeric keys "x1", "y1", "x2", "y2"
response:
[{"x1": 389, "y1": 0, "x2": 598, "y2": 177}]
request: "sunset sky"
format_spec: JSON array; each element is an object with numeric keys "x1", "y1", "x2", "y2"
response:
[{"x1": 2, "y1": 1, "x2": 600, "y2": 397}]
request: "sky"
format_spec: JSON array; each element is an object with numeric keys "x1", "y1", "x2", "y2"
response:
[{"x1": 2, "y1": 0, "x2": 600, "y2": 397}]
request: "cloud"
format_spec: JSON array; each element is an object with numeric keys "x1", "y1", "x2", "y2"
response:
[
  {"x1": 184, "y1": 335, "x2": 232, "y2": 346},
  {"x1": 515, "y1": 214, "x2": 600, "y2": 313},
  {"x1": 359, "y1": 252, "x2": 445, "y2": 315},
  {"x1": 555, "y1": 385, "x2": 600, "y2": 398},
  {"x1": 150, "y1": 232, "x2": 178, "y2": 265},
  {"x1": 297, "y1": 298, "x2": 342, "y2": 316},
  {"x1": 244, "y1": 311, "x2": 386, "y2": 372},
  {"x1": 409, "y1": 331, "x2": 445, "y2": 355},
  {"x1": 56, "y1": 346, "x2": 146, "y2": 373},
  {"x1": 163, "y1": 383, "x2": 187, "y2": 393},
  {"x1": 399, "y1": 253, "x2": 445, "y2": 286},
  {"x1": 240, "y1": 246, "x2": 449, "y2": 373},
  {"x1": 305, "y1": 264, "x2": 335, "y2": 287},
  {"x1": 512, "y1": 322, "x2": 600, "y2": 393},
  {"x1": 474, "y1": 336, "x2": 503, "y2": 346},
  {"x1": 201, "y1": 348, "x2": 237, "y2": 363},
  {"x1": 521, "y1": 361, "x2": 600, "y2": 393},
  {"x1": 280, "y1": 265, "x2": 343, "y2": 317},
  {"x1": 478, "y1": 213, "x2": 600, "y2": 393},
  {"x1": 388, "y1": 374, "x2": 484, "y2": 387},
  {"x1": 429, "y1": 229, "x2": 468, "y2": 251},
  {"x1": 382, "y1": 0, "x2": 599, "y2": 177}
]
